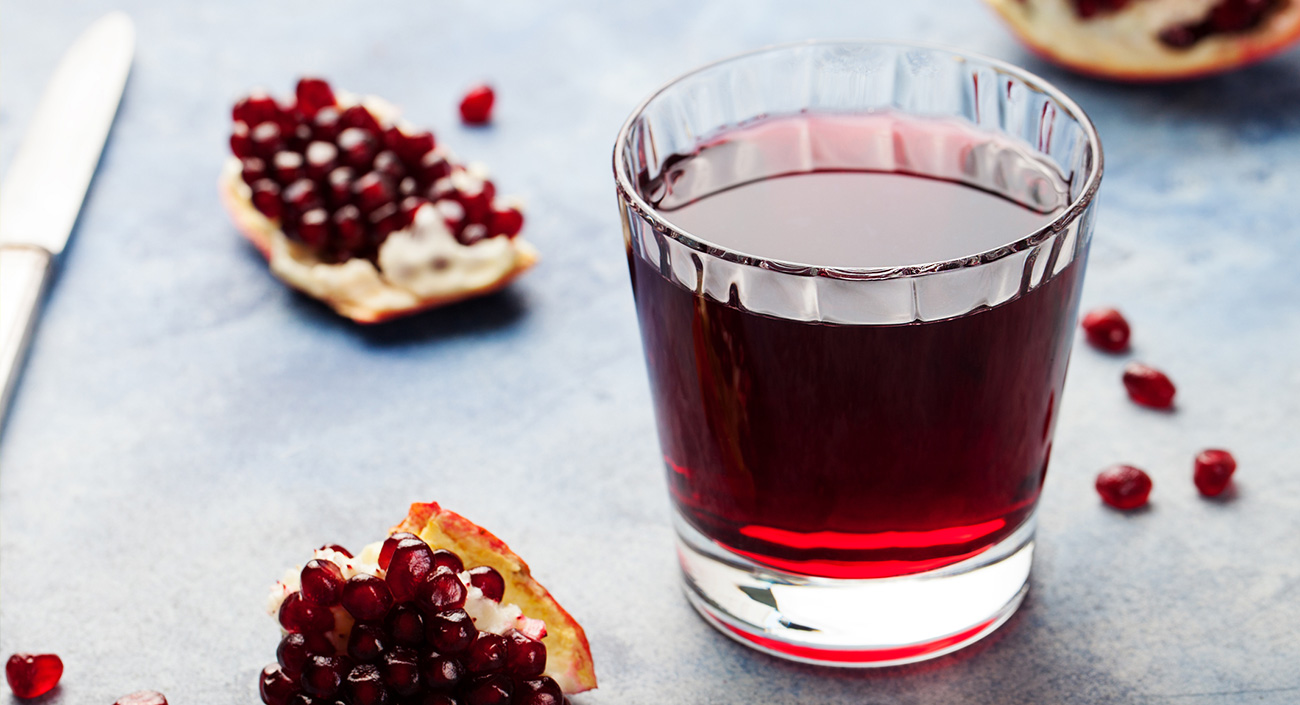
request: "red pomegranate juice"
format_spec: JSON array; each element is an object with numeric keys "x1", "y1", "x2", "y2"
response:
[{"x1": 629, "y1": 114, "x2": 1084, "y2": 579}]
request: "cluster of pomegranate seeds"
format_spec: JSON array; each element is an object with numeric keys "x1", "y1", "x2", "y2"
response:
[
  {"x1": 1122, "y1": 362, "x2": 1176, "y2": 409},
  {"x1": 262, "y1": 536, "x2": 565, "y2": 705},
  {"x1": 1080, "y1": 308, "x2": 1131, "y2": 352},
  {"x1": 5, "y1": 653, "x2": 63, "y2": 698},
  {"x1": 458, "y1": 85, "x2": 495, "y2": 125},
  {"x1": 113, "y1": 691, "x2": 168, "y2": 705},
  {"x1": 1095, "y1": 465, "x2": 1154, "y2": 510},
  {"x1": 230, "y1": 78, "x2": 524, "y2": 264},
  {"x1": 1158, "y1": 0, "x2": 1282, "y2": 47},
  {"x1": 1194, "y1": 449, "x2": 1237, "y2": 497}
]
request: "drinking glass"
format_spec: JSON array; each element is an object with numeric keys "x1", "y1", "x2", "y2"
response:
[{"x1": 613, "y1": 41, "x2": 1102, "y2": 666}]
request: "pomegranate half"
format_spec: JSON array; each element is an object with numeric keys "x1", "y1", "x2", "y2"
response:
[{"x1": 986, "y1": 0, "x2": 1300, "y2": 81}]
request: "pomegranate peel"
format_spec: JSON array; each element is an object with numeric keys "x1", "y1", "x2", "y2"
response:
[{"x1": 986, "y1": 0, "x2": 1300, "y2": 81}]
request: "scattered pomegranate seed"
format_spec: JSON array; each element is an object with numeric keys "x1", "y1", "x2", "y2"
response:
[
  {"x1": 515, "y1": 677, "x2": 564, "y2": 705},
  {"x1": 341, "y1": 573, "x2": 394, "y2": 622},
  {"x1": 467, "y1": 566, "x2": 505, "y2": 602},
  {"x1": 1095, "y1": 464, "x2": 1153, "y2": 510},
  {"x1": 1122, "y1": 362, "x2": 1176, "y2": 409},
  {"x1": 463, "y1": 673, "x2": 513, "y2": 705},
  {"x1": 278, "y1": 591, "x2": 334, "y2": 633},
  {"x1": 1194, "y1": 448, "x2": 1237, "y2": 497},
  {"x1": 427, "y1": 608, "x2": 477, "y2": 653},
  {"x1": 504, "y1": 629, "x2": 547, "y2": 677},
  {"x1": 347, "y1": 624, "x2": 389, "y2": 664},
  {"x1": 381, "y1": 647, "x2": 422, "y2": 696},
  {"x1": 113, "y1": 690, "x2": 168, "y2": 705},
  {"x1": 379, "y1": 532, "x2": 419, "y2": 570},
  {"x1": 295, "y1": 78, "x2": 337, "y2": 119},
  {"x1": 5, "y1": 653, "x2": 63, "y2": 699},
  {"x1": 459, "y1": 84, "x2": 496, "y2": 125},
  {"x1": 465, "y1": 632, "x2": 508, "y2": 675},
  {"x1": 1080, "y1": 307, "x2": 1130, "y2": 352},
  {"x1": 259, "y1": 664, "x2": 299, "y2": 705}
]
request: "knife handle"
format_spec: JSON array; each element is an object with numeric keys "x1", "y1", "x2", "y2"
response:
[{"x1": 0, "y1": 243, "x2": 53, "y2": 427}]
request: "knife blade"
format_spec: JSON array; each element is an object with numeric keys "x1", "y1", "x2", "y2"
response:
[{"x1": 0, "y1": 12, "x2": 134, "y2": 428}]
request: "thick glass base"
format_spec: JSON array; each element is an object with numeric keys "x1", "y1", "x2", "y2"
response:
[{"x1": 676, "y1": 512, "x2": 1034, "y2": 667}]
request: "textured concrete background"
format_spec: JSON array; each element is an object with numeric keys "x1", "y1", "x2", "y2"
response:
[{"x1": 2, "y1": 1, "x2": 1298, "y2": 703}]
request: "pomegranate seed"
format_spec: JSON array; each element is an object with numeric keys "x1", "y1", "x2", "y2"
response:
[
  {"x1": 345, "y1": 664, "x2": 390, "y2": 705},
  {"x1": 399, "y1": 177, "x2": 419, "y2": 197},
  {"x1": 296, "y1": 78, "x2": 337, "y2": 119},
  {"x1": 287, "y1": 124, "x2": 313, "y2": 153},
  {"x1": 467, "y1": 566, "x2": 505, "y2": 602},
  {"x1": 381, "y1": 647, "x2": 421, "y2": 696},
  {"x1": 465, "y1": 632, "x2": 507, "y2": 675},
  {"x1": 313, "y1": 106, "x2": 342, "y2": 142},
  {"x1": 301, "y1": 558, "x2": 345, "y2": 606},
  {"x1": 373, "y1": 150, "x2": 407, "y2": 182},
  {"x1": 514, "y1": 677, "x2": 563, "y2": 705},
  {"x1": 348, "y1": 624, "x2": 389, "y2": 664},
  {"x1": 241, "y1": 157, "x2": 268, "y2": 186},
  {"x1": 301, "y1": 654, "x2": 346, "y2": 697},
  {"x1": 333, "y1": 205, "x2": 367, "y2": 253},
  {"x1": 459, "y1": 85, "x2": 495, "y2": 125},
  {"x1": 490, "y1": 208, "x2": 524, "y2": 238},
  {"x1": 426, "y1": 608, "x2": 476, "y2": 654},
  {"x1": 1080, "y1": 308, "x2": 1130, "y2": 352},
  {"x1": 416, "y1": 568, "x2": 468, "y2": 613},
  {"x1": 460, "y1": 223, "x2": 489, "y2": 246},
  {"x1": 250, "y1": 179, "x2": 283, "y2": 220},
  {"x1": 416, "y1": 152, "x2": 452, "y2": 186},
  {"x1": 1194, "y1": 449, "x2": 1237, "y2": 497},
  {"x1": 435, "y1": 199, "x2": 466, "y2": 231},
  {"x1": 113, "y1": 690, "x2": 168, "y2": 705},
  {"x1": 419, "y1": 651, "x2": 466, "y2": 691},
  {"x1": 1123, "y1": 362, "x2": 1176, "y2": 409},
  {"x1": 503, "y1": 629, "x2": 546, "y2": 677},
  {"x1": 338, "y1": 128, "x2": 379, "y2": 171},
  {"x1": 5, "y1": 653, "x2": 63, "y2": 698},
  {"x1": 259, "y1": 663, "x2": 300, "y2": 705},
  {"x1": 326, "y1": 167, "x2": 356, "y2": 207},
  {"x1": 250, "y1": 122, "x2": 285, "y2": 159},
  {"x1": 399, "y1": 196, "x2": 428, "y2": 228},
  {"x1": 297, "y1": 209, "x2": 332, "y2": 248},
  {"x1": 341, "y1": 104, "x2": 384, "y2": 136},
  {"x1": 392, "y1": 130, "x2": 436, "y2": 166},
  {"x1": 341, "y1": 573, "x2": 394, "y2": 622},
  {"x1": 369, "y1": 202, "x2": 403, "y2": 242},
  {"x1": 379, "y1": 532, "x2": 420, "y2": 570},
  {"x1": 279, "y1": 591, "x2": 335, "y2": 633},
  {"x1": 305, "y1": 141, "x2": 340, "y2": 181},
  {"x1": 231, "y1": 122, "x2": 254, "y2": 158},
  {"x1": 463, "y1": 673, "x2": 513, "y2": 705},
  {"x1": 428, "y1": 549, "x2": 465, "y2": 574},
  {"x1": 278, "y1": 631, "x2": 335, "y2": 676},
  {"x1": 385, "y1": 604, "x2": 425, "y2": 647},
  {"x1": 233, "y1": 91, "x2": 283, "y2": 126},
  {"x1": 1095, "y1": 464, "x2": 1153, "y2": 510},
  {"x1": 354, "y1": 172, "x2": 395, "y2": 214},
  {"x1": 284, "y1": 179, "x2": 324, "y2": 214},
  {"x1": 319, "y1": 544, "x2": 353, "y2": 558}
]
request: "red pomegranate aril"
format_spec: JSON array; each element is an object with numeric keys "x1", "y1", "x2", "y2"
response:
[
  {"x1": 435, "y1": 199, "x2": 466, "y2": 231},
  {"x1": 419, "y1": 651, "x2": 466, "y2": 691},
  {"x1": 399, "y1": 177, "x2": 420, "y2": 197},
  {"x1": 313, "y1": 106, "x2": 342, "y2": 142},
  {"x1": 242, "y1": 157, "x2": 269, "y2": 186},
  {"x1": 287, "y1": 124, "x2": 313, "y2": 154},
  {"x1": 354, "y1": 172, "x2": 396, "y2": 214},
  {"x1": 339, "y1": 128, "x2": 379, "y2": 171},
  {"x1": 5, "y1": 653, "x2": 64, "y2": 699},
  {"x1": 460, "y1": 223, "x2": 489, "y2": 246},
  {"x1": 416, "y1": 568, "x2": 468, "y2": 613},
  {"x1": 233, "y1": 91, "x2": 284, "y2": 126},
  {"x1": 251, "y1": 179, "x2": 284, "y2": 220},
  {"x1": 385, "y1": 604, "x2": 426, "y2": 647},
  {"x1": 393, "y1": 130, "x2": 436, "y2": 166},
  {"x1": 284, "y1": 179, "x2": 325, "y2": 214},
  {"x1": 341, "y1": 104, "x2": 384, "y2": 136},
  {"x1": 416, "y1": 152, "x2": 452, "y2": 186},
  {"x1": 381, "y1": 647, "x2": 421, "y2": 696},
  {"x1": 514, "y1": 677, "x2": 563, "y2": 705},
  {"x1": 333, "y1": 205, "x2": 367, "y2": 252},
  {"x1": 465, "y1": 632, "x2": 507, "y2": 675},
  {"x1": 373, "y1": 150, "x2": 406, "y2": 182},
  {"x1": 427, "y1": 548, "x2": 465, "y2": 574},
  {"x1": 279, "y1": 631, "x2": 336, "y2": 676},
  {"x1": 326, "y1": 167, "x2": 356, "y2": 207},
  {"x1": 466, "y1": 566, "x2": 505, "y2": 602},
  {"x1": 279, "y1": 591, "x2": 335, "y2": 633},
  {"x1": 113, "y1": 690, "x2": 168, "y2": 705},
  {"x1": 1194, "y1": 448, "x2": 1237, "y2": 497},
  {"x1": 379, "y1": 532, "x2": 420, "y2": 570},
  {"x1": 426, "y1": 608, "x2": 476, "y2": 654},
  {"x1": 1096, "y1": 464, "x2": 1153, "y2": 510},
  {"x1": 305, "y1": 142, "x2": 340, "y2": 181},
  {"x1": 296, "y1": 78, "x2": 337, "y2": 119},
  {"x1": 489, "y1": 208, "x2": 524, "y2": 238},
  {"x1": 345, "y1": 664, "x2": 390, "y2": 705},
  {"x1": 319, "y1": 544, "x2": 353, "y2": 558},
  {"x1": 348, "y1": 624, "x2": 389, "y2": 664},
  {"x1": 301, "y1": 654, "x2": 346, "y2": 697},
  {"x1": 297, "y1": 209, "x2": 332, "y2": 248},
  {"x1": 274, "y1": 150, "x2": 307, "y2": 185},
  {"x1": 459, "y1": 84, "x2": 495, "y2": 125},
  {"x1": 231, "y1": 122, "x2": 254, "y2": 158},
  {"x1": 463, "y1": 674, "x2": 513, "y2": 705},
  {"x1": 251, "y1": 122, "x2": 285, "y2": 159},
  {"x1": 1080, "y1": 307, "x2": 1130, "y2": 352},
  {"x1": 503, "y1": 629, "x2": 546, "y2": 677},
  {"x1": 301, "y1": 558, "x2": 346, "y2": 606},
  {"x1": 341, "y1": 573, "x2": 394, "y2": 622},
  {"x1": 260, "y1": 663, "x2": 301, "y2": 705},
  {"x1": 1123, "y1": 362, "x2": 1176, "y2": 409},
  {"x1": 400, "y1": 196, "x2": 428, "y2": 228}
]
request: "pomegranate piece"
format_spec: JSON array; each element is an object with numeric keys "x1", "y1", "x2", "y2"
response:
[
  {"x1": 5, "y1": 653, "x2": 63, "y2": 699},
  {"x1": 416, "y1": 568, "x2": 469, "y2": 613},
  {"x1": 426, "y1": 608, "x2": 477, "y2": 654},
  {"x1": 515, "y1": 677, "x2": 564, "y2": 705},
  {"x1": 1095, "y1": 464, "x2": 1153, "y2": 510},
  {"x1": 1080, "y1": 307, "x2": 1130, "y2": 352},
  {"x1": 113, "y1": 691, "x2": 168, "y2": 705},
  {"x1": 467, "y1": 566, "x2": 505, "y2": 602},
  {"x1": 296, "y1": 77, "x2": 337, "y2": 119},
  {"x1": 301, "y1": 558, "x2": 346, "y2": 606},
  {"x1": 459, "y1": 84, "x2": 495, "y2": 125},
  {"x1": 504, "y1": 629, "x2": 547, "y2": 677},
  {"x1": 259, "y1": 664, "x2": 300, "y2": 705},
  {"x1": 1122, "y1": 362, "x2": 1176, "y2": 409},
  {"x1": 381, "y1": 647, "x2": 422, "y2": 696},
  {"x1": 278, "y1": 591, "x2": 335, "y2": 634},
  {"x1": 1194, "y1": 449, "x2": 1238, "y2": 497}
]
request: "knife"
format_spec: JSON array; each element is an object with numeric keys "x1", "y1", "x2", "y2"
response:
[{"x1": 0, "y1": 12, "x2": 134, "y2": 428}]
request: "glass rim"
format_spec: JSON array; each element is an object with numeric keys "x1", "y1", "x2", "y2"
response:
[{"x1": 612, "y1": 39, "x2": 1104, "y2": 281}]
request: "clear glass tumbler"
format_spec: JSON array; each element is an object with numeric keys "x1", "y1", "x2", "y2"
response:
[{"x1": 613, "y1": 41, "x2": 1102, "y2": 666}]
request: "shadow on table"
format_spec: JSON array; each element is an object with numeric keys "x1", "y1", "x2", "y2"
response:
[{"x1": 287, "y1": 286, "x2": 530, "y2": 349}]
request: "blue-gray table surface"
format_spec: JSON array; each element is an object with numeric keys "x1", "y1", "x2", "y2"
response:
[{"x1": 2, "y1": 2, "x2": 1298, "y2": 703}]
